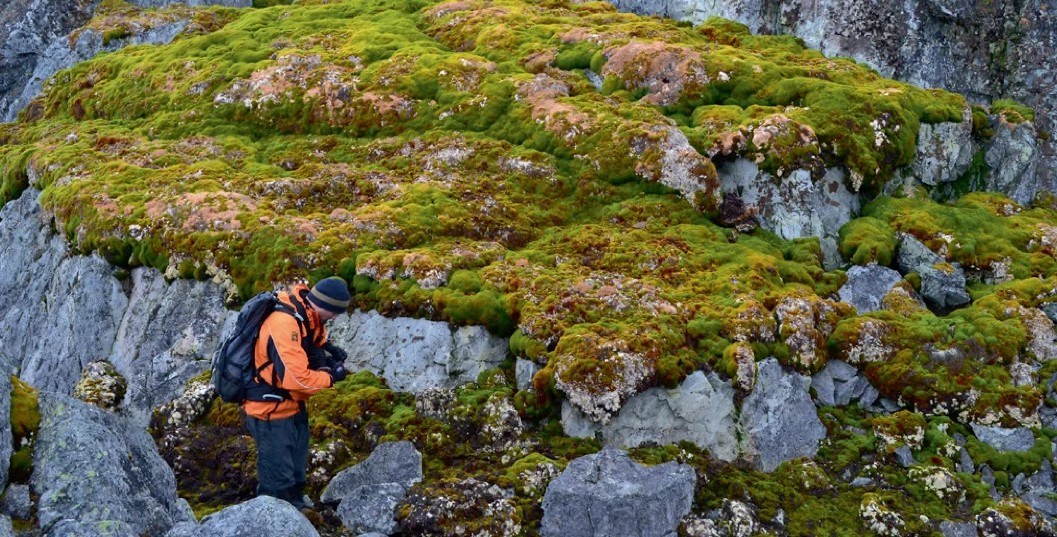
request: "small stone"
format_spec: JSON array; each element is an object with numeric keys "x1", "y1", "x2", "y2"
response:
[
  {"x1": 894, "y1": 445, "x2": 915, "y2": 467},
  {"x1": 0, "y1": 484, "x2": 31, "y2": 520},
  {"x1": 956, "y1": 448, "x2": 974, "y2": 474},
  {"x1": 851, "y1": 477, "x2": 875, "y2": 487}
]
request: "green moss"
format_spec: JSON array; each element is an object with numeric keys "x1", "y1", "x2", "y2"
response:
[
  {"x1": 991, "y1": 99, "x2": 1035, "y2": 124},
  {"x1": 9, "y1": 376, "x2": 41, "y2": 484}
]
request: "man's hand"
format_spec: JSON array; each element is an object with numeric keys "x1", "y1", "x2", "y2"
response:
[
  {"x1": 328, "y1": 363, "x2": 348, "y2": 383},
  {"x1": 307, "y1": 348, "x2": 329, "y2": 370},
  {"x1": 323, "y1": 342, "x2": 348, "y2": 362}
]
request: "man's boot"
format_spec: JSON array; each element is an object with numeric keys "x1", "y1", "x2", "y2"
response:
[{"x1": 287, "y1": 482, "x2": 314, "y2": 510}]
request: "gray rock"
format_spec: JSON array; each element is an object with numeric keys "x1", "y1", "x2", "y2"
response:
[
  {"x1": 918, "y1": 264, "x2": 971, "y2": 311},
  {"x1": 0, "y1": 375, "x2": 10, "y2": 493},
  {"x1": 740, "y1": 359, "x2": 826, "y2": 472},
  {"x1": 164, "y1": 521, "x2": 204, "y2": 537},
  {"x1": 0, "y1": 516, "x2": 10, "y2": 537},
  {"x1": 811, "y1": 359, "x2": 881, "y2": 409},
  {"x1": 985, "y1": 119, "x2": 1040, "y2": 205},
  {"x1": 911, "y1": 107, "x2": 975, "y2": 186},
  {"x1": 335, "y1": 483, "x2": 406, "y2": 535},
  {"x1": 850, "y1": 477, "x2": 874, "y2": 487},
  {"x1": 516, "y1": 358, "x2": 541, "y2": 392},
  {"x1": 971, "y1": 424, "x2": 1036, "y2": 452},
  {"x1": 31, "y1": 392, "x2": 193, "y2": 537},
  {"x1": 719, "y1": 160, "x2": 857, "y2": 269},
  {"x1": 837, "y1": 265, "x2": 905, "y2": 314},
  {"x1": 894, "y1": 445, "x2": 915, "y2": 468},
  {"x1": 1021, "y1": 460, "x2": 1057, "y2": 517},
  {"x1": 0, "y1": 484, "x2": 31, "y2": 520},
  {"x1": 895, "y1": 233, "x2": 944, "y2": 275},
  {"x1": 979, "y1": 465, "x2": 1001, "y2": 501},
  {"x1": 939, "y1": 520, "x2": 977, "y2": 537},
  {"x1": 561, "y1": 371, "x2": 739, "y2": 462},
  {"x1": 19, "y1": 254, "x2": 128, "y2": 395},
  {"x1": 540, "y1": 447, "x2": 695, "y2": 537},
  {"x1": 199, "y1": 496, "x2": 319, "y2": 537},
  {"x1": 957, "y1": 448, "x2": 974, "y2": 474},
  {"x1": 1042, "y1": 303, "x2": 1057, "y2": 325},
  {"x1": 328, "y1": 310, "x2": 508, "y2": 392},
  {"x1": 320, "y1": 441, "x2": 422, "y2": 504},
  {"x1": 357, "y1": 534, "x2": 389, "y2": 537},
  {"x1": 108, "y1": 268, "x2": 228, "y2": 427},
  {"x1": 0, "y1": 189, "x2": 69, "y2": 377}
]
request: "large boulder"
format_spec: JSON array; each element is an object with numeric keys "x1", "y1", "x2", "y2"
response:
[
  {"x1": 718, "y1": 160, "x2": 858, "y2": 269},
  {"x1": 895, "y1": 233, "x2": 944, "y2": 275},
  {"x1": 31, "y1": 393, "x2": 194, "y2": 537},
  {"x1": 321, "y1": 441, "x2": 423, "y2": 533},
  {"x1": 971, "y1": 424, "x2": 1036, "y2": 453},
  {"x1": 108, "y1": 268, "x2": 228, "y2": 427},
  {"x1": 740, "y1": 358, "x2": 826, "y2": 472},
  {"x1": 837, "y1": 264, "x2": 905, "y2": 314},
  {"x1": 909, "y1": 107, "x2": 975, "y2": 187},
  {"x1": 811, "y1": 359, "x2": 882, "y2": 409},
  {"x1": 561, "y1": 371, "x2": 740, "y2": 462},
  {"x1": 0, "y1": 374, "x2": 10, "y2": 493},
  {"x1": 918, "y1": 264, "x2": 972, "y2": 310},
  {"x1": 19, "y1": 254, "x2": 128, "y2": 395},
  {"x1": 194, "y1": 496, "x2": 319, "y2": 537},
  {"x1": 985, "y1": 119, "x2": 1041, "y2": 205},
  {"x1": 540, "y1": 448, "x2": 695, "y2": 537},
  {"x1": 321, "y1": 441, "x2": 423, "y2": 504},
  {"x1": 328, "y1": 310, "x2": 508, "y2": 392},
  {"x1": 0, "y1": 189, "x2": 68, "y2": 376}
]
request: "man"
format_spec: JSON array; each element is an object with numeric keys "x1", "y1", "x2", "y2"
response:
[{"x1": 242, "y1": 276, "x2": 351, "y2": 510}]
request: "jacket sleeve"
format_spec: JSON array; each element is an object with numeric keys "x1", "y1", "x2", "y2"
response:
[{"x1": 261, "y1": 313, "x2": 333, "y2": 397}]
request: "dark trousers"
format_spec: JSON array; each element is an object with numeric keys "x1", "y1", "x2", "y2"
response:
[{"x1": 244, "y1": 407, "x2": 309, "y2": 505}]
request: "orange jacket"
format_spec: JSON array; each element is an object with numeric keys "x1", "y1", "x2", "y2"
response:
[{"x1": 242, "y1": 284, "x2": 334, "y2": 420}]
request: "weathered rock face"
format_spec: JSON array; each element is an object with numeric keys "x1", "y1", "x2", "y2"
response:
[
  {"x1": 31, "y1": 392, "x2": 194, "y2": 537},
  {"x1": 108, "y1": 268, "x2": 228, "y2": 427},
  {"x1": 328, "y1": 310, "x2": 509, "y2": 392},
  {"x1": 0, "y1": 0, "x2": 251, "y2": 123},
  {"x1": 540, "y1": 448, "x2": 695, "y2": 537},
  {"x1": 609, "y1": 0, "x2": 1057, "y2": 200},
  {"x1": 739, "y1": 358, "x2": 826, "y2": 472},
  {"x1": 0, "y1": 189, "x2": 68, "y2": 376},
  {"x1": 561, "y1": 371, "x2": 740, "y2": 462},
  {"x1": 19, "y1": 254, "x2": 128, "y2": 395},
  {"x1": 718, "y1": 159, "x2": 857, "y2": 268}
]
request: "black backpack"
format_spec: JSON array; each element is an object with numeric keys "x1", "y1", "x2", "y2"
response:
[{"x1": 211, "y1": 291, "x2": 307, "y2": 403}]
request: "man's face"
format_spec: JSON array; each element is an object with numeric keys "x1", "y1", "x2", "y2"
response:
[{"x1": 317, "y1": 309, "x2": 338, "y2": 323}]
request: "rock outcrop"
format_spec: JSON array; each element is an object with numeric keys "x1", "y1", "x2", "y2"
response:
[
  {"x1": 321, "y1": 441, "x2": 423, "y2": 534},
  {"x1": 718, "y1": 160, "x2": 857, "y2": 269},
  {"x1": 838, "y1": 265, "x2": 906, "y2": 315},
  {"x1": 108, "y1": 268, "x2": 228, "y2": 427},
  {"x1": 0, "y1": 189, "x2": 69, "y2": 376},
  {"x1": 561, "y1": 371, "x2": 740, "y2": 461},
  {"x1": 328, "y1": 310, "x2": 509, "y2": 392},
  {"x1": 740, "y1": 359, "x2": 826, "y2": 472},
  {"x1": 31, "y1": 392, "x2": 194, "y2": 537},
  {"x1": 540, "y1": 448, "x2": 695, "y2": 537}
]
